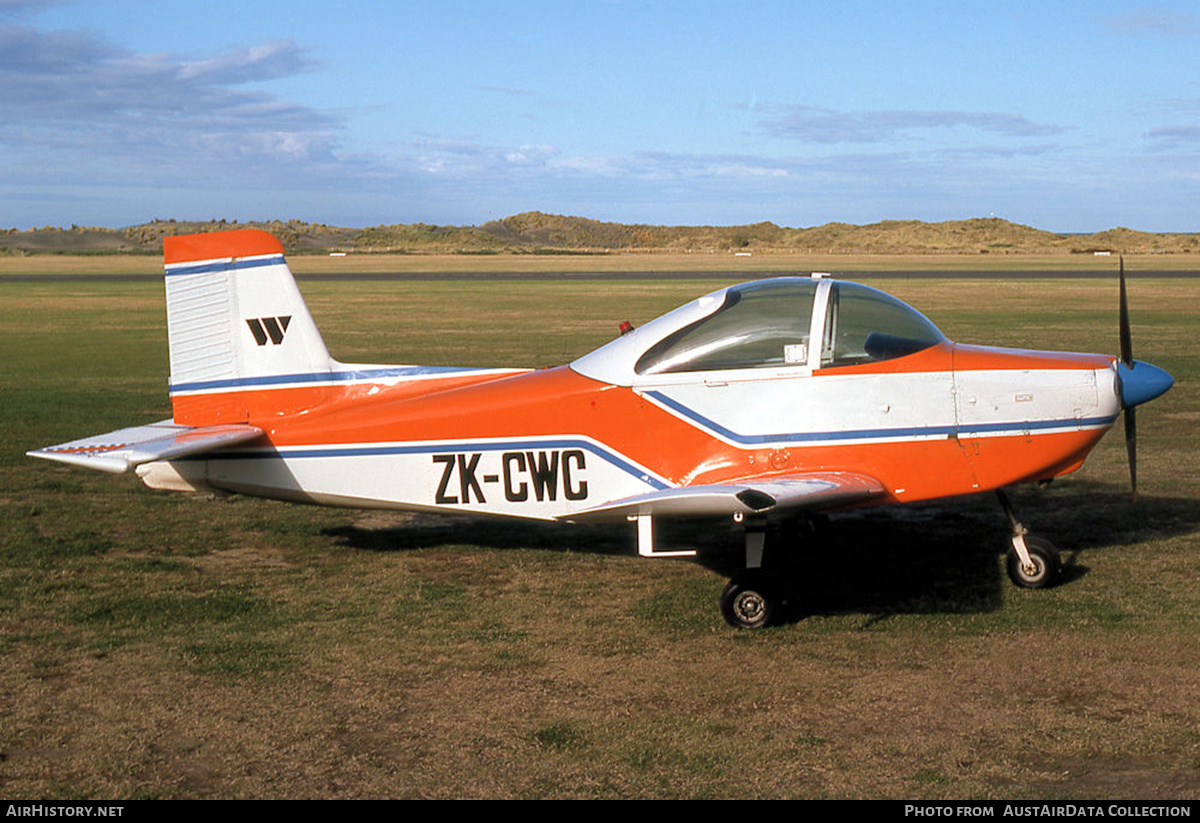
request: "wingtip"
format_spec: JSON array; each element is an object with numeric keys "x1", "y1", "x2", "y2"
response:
[{"x1": 26, "y1": 448, "x2": 132, "y2": 474}]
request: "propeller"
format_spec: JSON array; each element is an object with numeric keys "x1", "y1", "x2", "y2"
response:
[
  {"x1": 1114, "y1": 256, "x2": 1174, "y2": 500},
  {"x1": 1118, "y1": 256, "x2": 1138, "y2": 499}
]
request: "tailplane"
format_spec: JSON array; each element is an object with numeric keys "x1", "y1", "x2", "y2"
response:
[{"x1": 164, "y1": 230, "x2": 335, "y2": 425}]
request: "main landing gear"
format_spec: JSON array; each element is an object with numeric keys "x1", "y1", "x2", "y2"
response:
[
  {"x1": 720, "y1": 514, "x2": 797, "y2": 630},
  {"x1": 717, "y1": 493, "x2": 1061, "y2": 630},
  {"x1": 996, "y1": 488, "x2": 1061, "y2": 589},
  {"x1": 631, "y1": 510, "x2": 794, "y2": 629},
  {"x1": 720, "y1": 569, "x2": 778, "y2": 630}
]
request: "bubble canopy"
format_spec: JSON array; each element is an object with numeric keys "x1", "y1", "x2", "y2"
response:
[{"x1": 571, "y1": 277, "x2": 946, "y2": 386}]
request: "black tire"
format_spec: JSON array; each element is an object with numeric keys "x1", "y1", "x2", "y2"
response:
[
  {"x1": 1005, "y1": 536, "x2": 1060, "y2": 589},
  {"x1": 720, "y1": 571, "x2": 778, "y2": 629}
]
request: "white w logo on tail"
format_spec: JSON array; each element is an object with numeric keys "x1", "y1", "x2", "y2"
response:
[{"x1": 246, "y1": 316, "x2": 292, "y2": 345}]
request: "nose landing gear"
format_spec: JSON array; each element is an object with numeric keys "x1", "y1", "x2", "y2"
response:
[{"x1": 997, "y1": 488, "x2": 1061, "y2": 589}]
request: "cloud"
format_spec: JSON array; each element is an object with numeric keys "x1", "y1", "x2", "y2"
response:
[
  {"x1": 0, "y1": 23, "x2": 339, "y2": 189},
  {"x1": 630, "y1": 151, "x2": 793, "y2": 181},
  {"x1": 393, "y1": 140, "x2": 801, "y2": 189},
  {"x1": 1145, "y1": 124, "x2": 1200, "y2": 147},
  {"x1": 1101, "y1": 7, "x2": 1200, "y2": 36},
  {"x1": 754, "y1": 105, "x2": 1070, "y2": 144},
  {"x1": 0, "y1": 0, "x2": 67, "y2": 19},
  {"x1": 503, "y1": 144, "x2": 559, "y2": 165},
  {"x1": 177, "y1": 40, "x2": 318, "y2": 85},
  {"x1": 477, "y1": 85, "x2": 535, "y2": 97},
  {"x1": 0, "y1": 26, "x2": 322, "y2": 117}
]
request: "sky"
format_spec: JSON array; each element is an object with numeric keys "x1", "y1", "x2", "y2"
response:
[{"x1": 2, "y1": 0, "x2": 1198, "y2": 232}]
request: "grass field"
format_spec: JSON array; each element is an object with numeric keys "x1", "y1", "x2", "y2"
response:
[{"x1": 1, "y1": 269, "x2": 1197, "y2": 799}]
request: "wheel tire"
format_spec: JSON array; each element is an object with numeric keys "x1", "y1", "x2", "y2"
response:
[
  {"x1": 720, "y1": 571, "x2": 777, "y2": 629},
  {"x1": 1006, "y1": 536, "x2": 1061, "y2": 589}
]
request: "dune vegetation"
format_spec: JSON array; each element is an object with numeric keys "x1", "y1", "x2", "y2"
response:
[{"x1": 4, "y1": 213, "x2": 1199, "y2": 257}]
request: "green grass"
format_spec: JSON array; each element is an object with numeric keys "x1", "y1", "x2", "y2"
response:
[{"x1": 1, "y1": 274, "x2": 1197, "y2": 799}]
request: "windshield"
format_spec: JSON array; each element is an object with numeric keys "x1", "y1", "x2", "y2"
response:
[{"x1": 635, "y1": 279, "x2": 818, "y2": 375}]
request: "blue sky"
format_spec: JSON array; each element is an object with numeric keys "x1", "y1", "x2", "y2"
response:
[{"x1": 2, "y1": 0, "x2": 1198, "y2": 231}]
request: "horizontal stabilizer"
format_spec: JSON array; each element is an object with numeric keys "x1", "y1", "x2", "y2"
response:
[
  {"x1": 27, "y1": 420, "x2": 262, "y2": 474},
  {"x1": 562, "y1": 471, "x2": 885, "y2": 522}
]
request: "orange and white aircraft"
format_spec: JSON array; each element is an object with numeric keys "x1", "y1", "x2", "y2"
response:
[{"x1": 28, "y1": 230, "x2": 1174, "y2": 627}]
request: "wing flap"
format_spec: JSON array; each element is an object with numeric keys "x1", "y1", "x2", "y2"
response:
[
  {"x1": 562, "y1": 471, "x2": 886, "y2": 522},
  {"x1": 27, "y1": 419, "x2": 263, "y2": 474}
]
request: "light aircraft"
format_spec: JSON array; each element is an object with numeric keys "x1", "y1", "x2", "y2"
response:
[{"x1": 28, "y1": 230, "x2": 1174, "y2": 628}]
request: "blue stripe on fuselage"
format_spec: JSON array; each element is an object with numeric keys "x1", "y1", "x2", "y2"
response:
[
  {"x1": 169, "y1": 365, "x2": 513, "y2": 395},
  {"x1": 643, "y1": 390, "x2": 1116, "y2": 446},
  {"x1": 191, "y1": 437, "x2": 671, "y2": 491}
]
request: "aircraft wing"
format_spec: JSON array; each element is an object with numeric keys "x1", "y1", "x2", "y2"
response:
[
  {"x1": 563, "y1": 471, "x2": 886, "y2": 522},
  {"x1": 27, "y1": 420, "x2": 263, "y2": 474}
]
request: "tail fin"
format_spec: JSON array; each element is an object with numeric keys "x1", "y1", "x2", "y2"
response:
[{"x1": 164, "y1": 230, "x2": 335, "y2": 425}]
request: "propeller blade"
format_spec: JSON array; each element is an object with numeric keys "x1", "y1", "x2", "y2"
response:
[
  {"x1": 1125, "y1": 405, "x2": 1138, "y2": 501},
  {"x1": 1119, "y1": 255, "x2": 1133, "y2": 367},
  {"x1": 1119, "y1": 255, "x2": 1138, "y2": 500}
]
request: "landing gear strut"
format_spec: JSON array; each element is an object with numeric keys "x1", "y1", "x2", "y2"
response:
[
  {"x1": 720, "y1": 514, "x2": 792, "y2": 629},
  {"x1": 997, "y1": 489, "x2": 1061, "y2": 589}
]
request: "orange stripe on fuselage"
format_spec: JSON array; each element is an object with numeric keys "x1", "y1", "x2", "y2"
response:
[
  {"x1": 265, "y1": 366, "x2": 723, "y2": 487},
  {"x1": 963, "y1": 428, "x2": 1107, "y2": 488},
  {"x1": 813, "y1": 340, "x2": 955, "y2": 377},
  {"x1": 171, "y1": 370, "x2": 522, "y2": 427},
  {"x1": 952, "y1": 343, "x2": 1114, "y2": 372},
  {"x1": 805, "y1": 341, "x2": 1112, "y2": 379}
]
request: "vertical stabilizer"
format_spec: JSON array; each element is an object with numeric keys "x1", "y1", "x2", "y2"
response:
[{"x1": 163, "y1": 230, "x2": 335, "y2": 425}]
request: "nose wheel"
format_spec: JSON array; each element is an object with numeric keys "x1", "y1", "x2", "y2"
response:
[
  {"x1": 1005, "y1": 534, "x2": 1061, "y2": 589},
  {"x1": 997, "y1": 489, "x2": 1061, "y2": 589}
]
